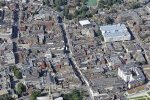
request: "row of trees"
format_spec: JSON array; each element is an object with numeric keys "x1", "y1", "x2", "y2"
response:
[
  {"x1": 0, "y1": 83, "x2": 40, "y2": 100},
  {"x1": 63, "y1": 5, "x2": 93, "y2": 20},
  {"x1": 15, "y1": 82, "x2": 41, "y2": 100},
  {"x1": 98, "y1": 0, "x2": 122, "y2": 8},
  {"x1": 129, "y1": 2, "x2": 141, "y2": 9},
  {"x1": 0, "y1": 95, "x2": 15, "y2": 100},
  {"x1": 98, "y1": 0, "x2": 141, "y2": 9}
]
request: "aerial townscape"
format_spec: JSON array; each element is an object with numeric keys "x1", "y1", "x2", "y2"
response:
[{"x1": 0, "y1": 0, "x2": 150, "y2": 100}]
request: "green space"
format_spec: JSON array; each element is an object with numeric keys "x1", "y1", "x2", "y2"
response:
[
  {"x1": 13, "y1": 66, "x2": 22, "y2": 79},
  {"x1": 62, "y1": 89, "x2": 83, "y2": 100},
  {"x1": 87, "y1": 0, "x2": 97, "y2": 6},
  {"x1": 129, "y1": 95, "x2": 150, "y2": 100},
  {"x1": 16, "y1": 83, "x2": 26, "y2": 95},
  {"x1": 30, "y1": 91, "x2": 41, "y2": 100}
]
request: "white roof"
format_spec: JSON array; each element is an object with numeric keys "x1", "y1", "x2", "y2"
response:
[
  {"x1": 79, "y1": 20, "x2": 91, "y2": 26},
  {"x1": 37, "y1": 96, "x2": 49, "y2": 100},
  {"x1": 0, "y1": 90, "x2": 8, "y2": 96},
  {"x1": 100, "y1": 24, "x2": 130, "y2": 38},
  {"x1": 54, "y1": 97, "x2": 63, "y2": 100}
]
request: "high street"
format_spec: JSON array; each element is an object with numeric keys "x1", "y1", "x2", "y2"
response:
[
  {"x1": 12, "y1": 2, "x2": 20, "y2": 64},
  {"x1": 56, "y1": 16, "x2": 95, "y2": 100}
]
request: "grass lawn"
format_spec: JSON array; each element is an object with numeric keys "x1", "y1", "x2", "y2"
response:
[
  {"x1": 147, "y1": 92, "x2": 150, "y2": 95},
  {"x1": 130, "y1": 96, "x2": 150, "y2": 100},
  {"x1": 87, "y1": 0, "x2": 97, "y2": 6}
]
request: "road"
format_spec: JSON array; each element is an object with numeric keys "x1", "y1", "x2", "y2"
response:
[
  {"x1": 56, "y1": 16, "x2": 94, "y2": 100},
  {"x1": 11, "y1": 2, "x2": 20, "y2": 64}
]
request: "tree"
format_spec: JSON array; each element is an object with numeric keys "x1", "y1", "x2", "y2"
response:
[
  {"x1": 80, "y1": 6, "x2": 89, "y2": 12},
  {"x1": 16, "y1": 83, "x2": 26, "y2": 95},
  {"x1": 62, "y1": 0, "x2": 67, "y2": 5},
  {"x1": 105, "y1": 16, "x2": 114, "y2": 24},
  {"x1": 54, "y1": 0, "x2": 66, "y2": 6},
  {"x1": 74, "y1": 10, "x2": 79, "y2": 18},
  {"x1": 63, "y1": 89, "x2": 83, "y2": 100},
  {"x1": 63, "y1": 6, "x2": 69, "y2": 18},
  {"x1": 67, "y1": 14, "x2": 73, "y2": 20},
  {"x1": 43, "y1": 0, "x2": 50, "y2": 6},
  {"x1": 98, "y1": 0, "x2": 122, "y2": 8},
  {"x1": 86, "y1": 11, "x2": 93, "y2": 18},
  {"x1": 129, "y1": 2, "x2": 141, "y2": 9},
  {"x1": 0, "y1": 95, "x2": 15, "y2": 100},
  {"x1": 98, "y1": 0, "x2": 105, "y2": 8},
  {"x1": 13, "y1": 66, "x2": 22, "y2": 79},
  {"x1": 55, "y1": 5, "x2": 61, "y2": 12},
  {"x1": 82, "y1": 0, "x2": 87, "y2": 5},
  {"x1": 96, "y1": 30, "x2": 104, "y2": 41},
  {"x1": 30, "y1": 91, "x2": 41, "y2": 100}
]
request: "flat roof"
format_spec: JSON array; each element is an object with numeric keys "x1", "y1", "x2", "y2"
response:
[
  {"x1": 79, "y1": 20, "x2": 91, "y2": 26},
  {"x1": 100, "y1": 24, "x2": 130, "y2": 38},
  {"x1": 0, "y1": 90, "x2": 8, "y2": 96}
]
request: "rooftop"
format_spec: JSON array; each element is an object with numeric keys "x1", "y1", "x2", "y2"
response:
[
  {"x1": 0, "y1": 89, "x2": 8, "y2": 96},
  {"x1": 100, "y1": 24, "x2": 130, "y2": 38},
  {"x1": 79, "y1": 20, "x2": 91, "y2": 26}
]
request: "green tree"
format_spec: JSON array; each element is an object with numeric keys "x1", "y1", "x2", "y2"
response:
[
  {"x1": 86, "y1": 11, "x2": 93, "y2": 18},
  {"x1": 63, "y1": 89, "x2": 83, "y2": 100},
  {"x1": 62, "y1": 0, "x2": 67, "y2": 5},
  {"x1": 98, "y1": 0, "x2": 122, "y2": 8},
  {"x1": 54, "y1": 0, "x2": 62, "y2": 6},
  {"x1": 98, "y1": 0, "x2": 106, "y2": 8},
  {"x1": 55, "y1": 5, "x2": 61, "y2": 12},
  {"x1": 43, "y1": 0, "x2": 50, "y2": 6},
  {"x1": 30, "y1": 91, "x2": 41, "y2": 100},
  {"x1": 74, "y1": 10, "x2": 79, "y2": 18},
  {"x1": 13, "y1": 66, "x2": 22, "y2": 79},
  {"x1": 82, "y1": 0, "x2": 87, "y2": 4},
  {"x1": 67, "y1": 14, "x2": 73, "y2": 20},
  {"x1": 129, "y1": 2, "x2": 141, "y2": 9},
  {"x1": 63, "y1": 6, "x2": 69, "y2": 18},
  {"x1": 0, "y1": 1, "x2": 5, "y2": 7},
  {"x1": 75, "y1": 0, "x2": 81, "y2": 6},
  {"x1": 16, "y1": 83, "x2": 26, "y2": 95},
  {"x1": 109, "y1": 8, "x2": 117, "y2": 13},
  {"x1": 105, "y1": 16, "x2": 114, "y2": 24},
  {"x1": 80, "y1": 6, "x2": 89, "y2": 12},
  {"x1": 0, "y1": 95, "x2": 15, "y2": 100}
]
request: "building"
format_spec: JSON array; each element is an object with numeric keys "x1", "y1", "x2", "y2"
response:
[
  {"x1": 123, "y1": 42, "x2": 141, "y2": 53},
  {"x1": 118, "y1": 63, "x2": 145, "y2": 88},
  {"x1": 146, "y1": 3, "x2": 150, "y2": 13},
  {"x1": 0, "y1": 90, "x2": 9, "y2": 97},
  {"x1": 81, "y1": 28, "x2": 95, "y2": 37},
  {"x1": 37, "y1": 96, "x2": 50, "y2": 100},
  {"x1": 79, "y1": 20, "x2": 91, "y2": 27},
  {"x1": 4, "y1": 51, "x2": 15, "y2": 65},
  {"x1": 45, "y1": 49, "x2": 52, "y2": 59},
  {"x1": 106, "y1": 54, "x2": 123, "y2": 68},
  {"x1": 100, "y1": 24, "x2": 131, "y2": 42}
]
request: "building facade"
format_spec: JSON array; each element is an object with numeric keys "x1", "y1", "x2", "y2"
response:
[
  {"x1": 100, "y1": 24, "x2": 131, "y2": 42},
  {"x1": 118, "y1": 63, "x2": 145, "y2": 88}
]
